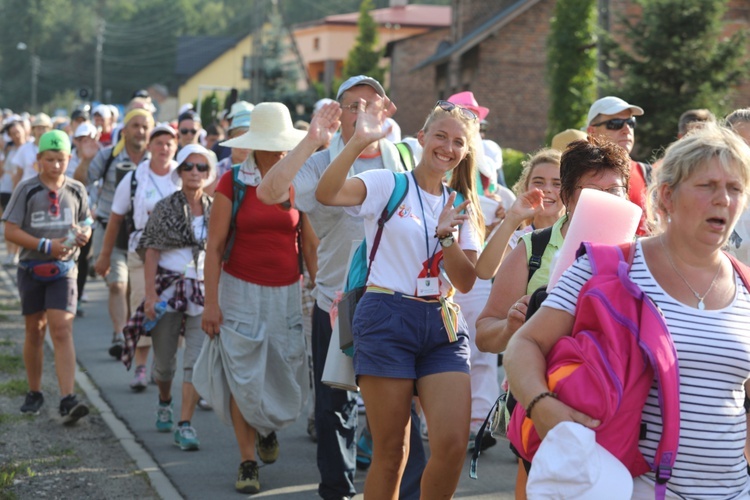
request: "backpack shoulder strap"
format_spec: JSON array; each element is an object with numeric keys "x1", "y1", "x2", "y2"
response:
[
  {"x1": 100, "y1": 148, "x2": 117, "y2": 182},
  {"x1": 637, "y1": 161, "x2": 652, "y2": 185},
  {"x1": 129, "y1": 171, "x2": 138, "y2": 212},
  {"x1": 725, "y1": 251, "x2": 750, "y2": 291},
  {"x1": 528, "y1": 226, "x2": 554, "y2": 283},
  {"x1": 222, "y1": 164, "x2": 247, "y2": 261},
  {"x1": 577, "y1": 241, "x2": 633, "y2": 277},
  {"x1": 395, "y1": 142, "x2": 415, "y2": 172}
]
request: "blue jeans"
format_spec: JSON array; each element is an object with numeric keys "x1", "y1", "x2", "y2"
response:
[{"x1": 312, "y1": 303, "x2": 426, "y2": 499}]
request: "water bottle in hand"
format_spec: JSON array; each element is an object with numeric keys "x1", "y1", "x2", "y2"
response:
[
  {"x1": 64, "y1": 217, "x2": 94, "y2": 247},
  {"x1": 144, "y1": 301, "x2": 167, "y2": 332}
]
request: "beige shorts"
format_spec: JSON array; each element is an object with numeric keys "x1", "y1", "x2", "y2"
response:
[{"x1": 92, "y1": 221, "x2": 128, "y2": 285}]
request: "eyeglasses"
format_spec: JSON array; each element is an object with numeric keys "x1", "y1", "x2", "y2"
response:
[
  {"x1": 590, "y1": 117, "x2": 636, "y2": 131},
  {"x1": 180, "y1": 162, "x2": 209, "y2": 173},
  {"x1": 48, "y1": 191, "x2": 60, "y2": 216},
  {"x1": 435, "y1": 100, "x2": 478, "y2": 121},
  {"x1": 180, "y1": 128, "x2": 198, "y2": 135},
  {"x1": 341, "y1": 102, "x2": 368, "y2": 114},
  {"x1": 576, "y1": 184, "x2": 628, "y2": 197}
]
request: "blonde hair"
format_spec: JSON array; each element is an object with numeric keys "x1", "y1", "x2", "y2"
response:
[
  {"x1": 512, "y1": 148, "x2": 562, "y2": 196},
  {"x1": 647, "y1": 122, "x2": 750, "y2": 233},
  {"x1": 421, "y1": 105, "x2": 484, "y2": 239}
]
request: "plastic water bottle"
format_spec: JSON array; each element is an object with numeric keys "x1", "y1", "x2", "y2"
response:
[
  {"x1": 143, "y1": 301, "x2": 167, "y2": 332},
  {"x1": 64, "y1": 216, "x2": 94, "y2": 247}
]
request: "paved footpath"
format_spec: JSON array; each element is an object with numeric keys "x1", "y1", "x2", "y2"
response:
[{"x1": 3, "y1": 248, "x2": 518, "y2": 499}]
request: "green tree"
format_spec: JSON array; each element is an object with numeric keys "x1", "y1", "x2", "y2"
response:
[
  {"x1": 545, "y1": 0, "x2": 598, "y2": 142},
  {"x1": 342, "y1": 0, "x2": 385, "y2": 83},
  {"x1": 604, "y1": 0, "x2": 748, "y2": 158}
]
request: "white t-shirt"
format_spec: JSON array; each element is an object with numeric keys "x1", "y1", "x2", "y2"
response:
[
  {"x1": 345, "y1": 170, "x2": 481, "y2": 297},
  {"x1": 111, "y1": 168, "x2": 177, "y2": 252},
  {"x1": 0, "y1": 148, "x2": 13, "y2": 193},
  {"x1": 544, "y1": 240, "x2": 750, "y2": 498},
  {"x1": 11, "y1": 140, "x2": 38, "y2": 183},
  {"x1": 160, "y1": 215, "x2": 206, "y2": 316}
]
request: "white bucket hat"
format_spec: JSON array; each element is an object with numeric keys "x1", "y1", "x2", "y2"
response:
[
  {"x1": 526, "y1": 422, "x2": 633, "y2": 499},
  {"x1": 172, "y1": 143, "x2": 218, "y2": 187},
  {"x1": 220, "y1": 102, "x2": 307, "y2": 152}
]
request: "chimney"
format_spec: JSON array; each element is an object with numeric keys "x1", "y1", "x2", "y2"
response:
[{"x1": 390, "y1": 0, "x2": 408, "y2": 7}]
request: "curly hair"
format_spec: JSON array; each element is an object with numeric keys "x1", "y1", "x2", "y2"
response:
[{"x1": 559, "y1": 136, "x2": 631, "y2": 209}]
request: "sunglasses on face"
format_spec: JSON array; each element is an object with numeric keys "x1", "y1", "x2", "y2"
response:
[
  {"x1": 180, "y1": 162, "x2": 209, "y2": 173},
  {"x1": 48, "y1": 191, "x2": 60, "y2": 216},
  {"x1": 590, "y1": 117, "x2": 637, "y2": 131},
  {"x1": 435, "y1": 100, "x2": 478, "y2": 121},
  {"x1": 180, "y1": 128, "x2": 198, "y2": 135}
]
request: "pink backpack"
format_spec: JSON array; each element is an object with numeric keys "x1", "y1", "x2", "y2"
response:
[{"x1": 508, "y1": 242, "x2": 680, "y2": 497}]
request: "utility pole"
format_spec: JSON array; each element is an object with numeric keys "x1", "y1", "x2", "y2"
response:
[
  {"x1": 250, "y1": 0, "x2": 266, "y2": 103},
  {"x1": 95, "y1": 17, "x2": 105, "y2": 102},
  {"x1": 31, "y1": 55, "x2": 39, "y2": 112}
]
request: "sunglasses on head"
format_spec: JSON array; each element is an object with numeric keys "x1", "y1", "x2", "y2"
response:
[
  {"x1": 181, "y1": 162, "x2": 209, "y2": 173},
  {"x1": 180, "y1": 128, "x2": 198, "y2": 135},
  {"x1": 48, "y1": 191, "x2": 60, "y2": 216},
  {"x1": 435, "y1": 100, "x2": 478, "y2": 121},
  {"x1": 590, "y1": 117, "x2": 636, "y2": 131}
]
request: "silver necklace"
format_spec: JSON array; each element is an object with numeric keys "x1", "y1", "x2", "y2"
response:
[{"x1": 660, "y1": 235, "x2": 722, "y2": 310}]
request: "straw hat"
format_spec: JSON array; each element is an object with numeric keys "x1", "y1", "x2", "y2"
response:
[
  {"x1": 220, "y1": 102, "x2": 306, "y2": 152},
  {"x1": 551, "y1": 129, "x2": 587, "y2": 152}
]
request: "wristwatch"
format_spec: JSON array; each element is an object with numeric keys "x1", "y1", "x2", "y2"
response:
[{"x1": 439, "y1": 233, "x2": 454, "y2": 248}]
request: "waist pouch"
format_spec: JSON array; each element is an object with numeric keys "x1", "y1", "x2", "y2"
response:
[{"x1": 19, "y1": 259, "x2": 75, "y2": 282}]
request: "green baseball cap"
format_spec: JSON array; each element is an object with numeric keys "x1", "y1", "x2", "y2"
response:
[{"x1": 38, "y1": 130, "x2": 71, "y2": 154}]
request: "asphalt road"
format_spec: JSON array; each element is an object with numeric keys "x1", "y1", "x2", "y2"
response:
[{"x1": 67, "y1": 275, "x2": 517, "y2": 499}]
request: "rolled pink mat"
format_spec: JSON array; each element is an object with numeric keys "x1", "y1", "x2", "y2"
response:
[{"x1": 547, "y1": 189, "x2": 642, "y2": 290}]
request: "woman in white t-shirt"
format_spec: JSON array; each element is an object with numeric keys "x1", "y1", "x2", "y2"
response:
[
  {"x1": 505, "y1": 123, "x2": 750, "y2": 498},
  {"x1": 96, "y1": 124, "x2": 179, "y2": 389},
  {"x1": 316, "y1": 98, "x2": 483, "y2": 499},
  {"x1": 1, "y1": 121, "x2": 28, "y2": 266}
]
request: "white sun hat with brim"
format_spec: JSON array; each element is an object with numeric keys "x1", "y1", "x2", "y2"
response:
[
  {"x1": 172, "y1": 143, "x2": 218, "y2": 187},
  {"x1": 220, "y1": 102, "x2": 307, "y2": 152},
  {"x1": 74, "y1": 122, "x2": 98, "y2": 139},
  {"x1": 526, "y1": 421, "x2": 633, "y2": 500}
]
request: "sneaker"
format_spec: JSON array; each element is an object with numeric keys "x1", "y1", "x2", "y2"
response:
[
  {"x1": 173, "y1": 422, "x2": 200, "y2": 451},
  {"x1": 80, "y1": 292, "x2": 90, "y2": 303},
  {"x1": 235, "y1": 460, "x2": 260, "y2": 494},
  {"x1": 356, "y1": 428, "x2": 372, "y2": 471},
  {"x1": 20, "y1": 391, "x2": 44, "y2": 415},
  {"x1": 75, "y1": 302, "x2": 85, "y2": 318},
  {"x1": 129, "y1": 365, "x2": 148, "y2": 392},
  {"x1": 59, "y1": 395, "x2": 89, "y2": 425},
  {"x1": 108, "y1": 337, "x2": 124, "y2": 360},
  {"x1": 197, "y1": 397, "x2": 212, "y2": 410},
  {"x1": 155, "y1": 400, "x2": 173, "y2": 432},
  {"x1": 255, "y1": 431, "x2": 279, "y2": 464},
  {"x1": 306, "y1": 418, "x2": 317, "y2": 443}
]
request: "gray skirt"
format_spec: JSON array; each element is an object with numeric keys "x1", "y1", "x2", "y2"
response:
[{"x1": 193, "y1": 271, "x2": 307, "y2": 436}]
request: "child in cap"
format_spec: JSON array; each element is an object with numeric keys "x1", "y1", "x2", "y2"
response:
[{"x1": 1, "y1": 130, "x2": 93, "y2": 424}]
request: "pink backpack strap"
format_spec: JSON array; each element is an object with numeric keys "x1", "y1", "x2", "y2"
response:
[
  {"x1": 576, "y1": 241, "x2": 633, "y2": 276},
  {"x1": 725, "y1": 252, "x2": 750, "y2": 291}
]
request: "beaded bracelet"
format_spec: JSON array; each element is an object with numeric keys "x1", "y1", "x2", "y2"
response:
[
  {"x1": 526, "y1": 391, "x2": 557, "y2": 420},
  {"x1": 44, "y1": 239, "x2": 52, "y2": 255},
  {"x1": 37, "y1": 238, "x2": 47, "y2": 252}
]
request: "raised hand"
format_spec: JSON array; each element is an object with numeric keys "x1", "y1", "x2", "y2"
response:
[
  {"x1": 352, "y1": 96, "x2": 397, "y2": 145},
  {"x1": 507, "y1": 188, "x2": 545, "y2": 223},
  {"x1": 436, "y1": 191, "x2": 470, "y2": 237},
  {"x1": 308, "y1": 101, "x2": 342, "y2": 148}
]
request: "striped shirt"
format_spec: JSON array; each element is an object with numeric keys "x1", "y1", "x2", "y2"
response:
[{"x1": 544, "y1": 240, "x2": 750, "y2": 499}]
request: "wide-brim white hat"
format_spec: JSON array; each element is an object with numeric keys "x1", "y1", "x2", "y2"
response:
[
  {"x1": 172, "y1": 143, "x2": 218, "y2": 187},
  {"x1": 526, "y1": 422, "x2": 633, "y2": 499},
  {"x1": 220, "y1": 102, "x2": 306, "y2": 152}
]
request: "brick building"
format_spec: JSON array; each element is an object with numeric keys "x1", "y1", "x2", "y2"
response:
[{"x1": 388, "y1": 0, "x2": 750, "y2": 154}]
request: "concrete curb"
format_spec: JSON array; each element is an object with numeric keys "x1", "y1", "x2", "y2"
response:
[{"x1": 0, "y1": 258, "x2": 182, "y2": 500}]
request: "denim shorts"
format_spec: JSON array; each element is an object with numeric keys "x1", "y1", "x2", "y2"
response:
[
  {"x1": 17, "y1": 269, "x2": 77, "y2": 315},
  {"x1": 352, "y1": 290, "x2": 470, "y2": 380}
]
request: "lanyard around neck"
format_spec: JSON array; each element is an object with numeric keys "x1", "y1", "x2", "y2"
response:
[{"x1": 411, "y1": 171, "x2": 445, "y2": 278}]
